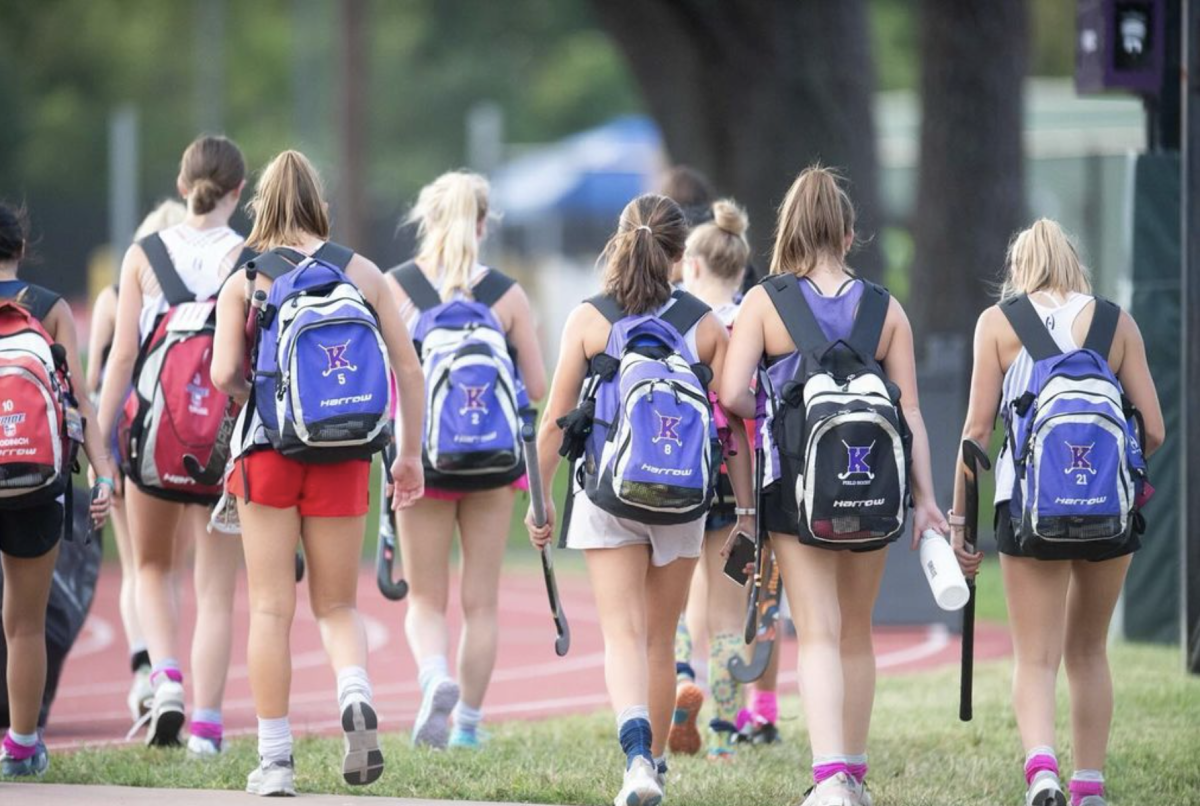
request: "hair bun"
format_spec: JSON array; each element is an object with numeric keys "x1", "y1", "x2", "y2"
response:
[{"x1": 712, "y1": 199, "x2": 748, "y2": 238}]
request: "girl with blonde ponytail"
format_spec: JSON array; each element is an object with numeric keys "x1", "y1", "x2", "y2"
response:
[{"x1": 385, "y1": 170, "x2": 546, "y2": 750}]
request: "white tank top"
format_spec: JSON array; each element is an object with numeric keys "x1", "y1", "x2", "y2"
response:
[
  {"x1": 656, "y1": 295, "x2": 704, "y2": 358},
  {"x1": 138, "y1": 223, "x2": 243, "y2": 338},
  {"x1": 995, "y1": 292, "x2": 1095, "y2": 503}
]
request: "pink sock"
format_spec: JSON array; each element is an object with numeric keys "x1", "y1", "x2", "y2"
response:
[
  {"x1": 735, "y1": 708, "x2": 754, "y2": 732},
  {"x1": 1024, "y1": 753, "x2": 1059, "y2": 786},
  {"x1": 3, "y1": 733, "x2": 36, "y2": 761},
  {"x1": 813, "y1": 760, "x2": 851, "y2": 784},
  {"x1": 150, "y1": 663, "x2": 183, "y2": 686},
  {"x1": 1070, "y1": 776, "x2": 1105, "y2": 805},
  {"x1": 190, "y1": 721, "x2": 223, "y2": 742},
  {"x1": 847, "y1": 761, "x2": 868, "y2": 783},
  {"x1": 752, "y1": 690, "x2": 778, "y2": 724}
]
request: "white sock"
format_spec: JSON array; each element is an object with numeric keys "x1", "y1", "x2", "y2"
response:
[
  {"x1": 453, "y1": 702, "x2": 483, "y2": 734},
  {"x1": 7, "y1": 729, "x2": 37, "y2": 747},
  {"x1": 417, "y1": 656, "x2": 449, "y2": 695},
  {"x1": 615, "y1": 704, "x2": 650, "y2": 729},
  {"x1": 336, "y1": 665, "x2": 373, "y2": 711},
  {"x1": 257, "y1": 716, "x2": 292, "y2": 764},
  {"x1": 1072, "y1": 770, "x2": 1104, "y2": 782},
  {"x1": 192, "y1": 708, "x2": 222, "y2": 726}
]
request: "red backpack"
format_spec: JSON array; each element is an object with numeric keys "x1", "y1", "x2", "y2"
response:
[
  {"x1": 0, "y1": 300, "x2": 81, "y2": 511},
  {"x1": 122, "y1": 234, "x2": 237, "y2": 504}
]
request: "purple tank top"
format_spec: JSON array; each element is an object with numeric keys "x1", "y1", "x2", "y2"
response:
[{"x1": 797, "y1": 277, "x2": 864, "y2": 343}]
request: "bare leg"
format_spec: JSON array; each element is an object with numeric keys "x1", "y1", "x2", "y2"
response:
[
  {"x1": 396, "y1": 497, "x2": 458, "y2": 666},
  {"x1": 585, "y1": 546, "x2": 651, "y2": 716},
  {"x1": 1, "y1": 546, "x2": 59, "y2": 736},
  {"x1": 835, "y1": 547, "x2": 889, "y2": 756},
  {"x1": 645, "y1": 555, "x2": 699, "y2": 758},
  {"x1": 302, "y1": 515, "x2": 370, "y2": 673},
  {"x1": 110, "y1": 497, "x2": 142, "y2": 657},
  {"x1": 190, "y1": 505, "x2": 242, "y2": 716},
  {"x1": 126, "y1": 486, "x2": 187, "y2": 670}
]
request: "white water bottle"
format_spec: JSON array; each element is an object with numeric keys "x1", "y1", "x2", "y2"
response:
[{"x1": 919, "y1": 529, "x2": 970, "y2": 611}]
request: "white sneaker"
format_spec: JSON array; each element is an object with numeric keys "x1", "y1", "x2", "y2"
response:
[
  {"x1": 614, "y1": 756, "x2": 663, "y2": 806},
  {"x1": 145, "y1": 680, "x2": 185, "y2": 747},
  {"x1": 186, "y1": 734, "x2": 223, "y2": 759},
  {"x1": 1026, "y1": 770, "x2": 1067, "y2": 806},
  {"x1": 341, "y1": 699, "x2": 384, "y2": 786},
  {"x1": 411, "y1": 678, "x2": 459, "y2": 749},
  {"x1": 127, "y1": 668, "x2": 152, "y2": 723},
  {"x1": 1078, "y1": 797, "x2": 1107, "y2": 806},
  {"x1": 852, "y1": 777, "x2": 873, "y2": 806},
  {"x1": 800, "y1": 772, "x2": 859, "y2": 806},
  {"x1": 246, "y1": 757, "x2": 296, "y2": 797}
]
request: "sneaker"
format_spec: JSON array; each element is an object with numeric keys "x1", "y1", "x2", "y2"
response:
[
  {"x1": 654, "y1": 760, "x2": 668, "y2": 793},
  {"x1": 246, "y1": 756, "x2": 297, "y2": 797},
  {"x1": 448, "y1": 727, "x2": 486, "y2": 749},
  {"x1": 667, "y1": 682, "x2": 703, "y2": 756},
  {"x1": 1026, "y1": 770, "x2": 1067, "y2": 806},
  {"x1": 127, "y1": 667, "x2": 152, "y2": 723},
  {"x1": 614, "y1": 756, "x2": 663, "y2": 806},
  {"x1": 1078, "y1": 797, "x2": 1107, "y2": 806},
  {"x1": 341, "y1": 700, "x2": 384, "y2": 786},
  {"x1": 145, "y1": 680, "x2": 185, "y2": 747},
  {"x1": 799, "y1": 772, "x2": 859, "y2": 806},
  {"x1": 734, "y1": 714, "x2": 780, "y2": 746},
  {"x1": 411, "y1": 678, "x2": 459, "y2": 749},
  {"x1": 852, "y1": 778, "x2": 874, "y2": 806},
  {"x1": 186, "y1": 733, "x2": 223, "y2": 759},
  {"x1": 0, "y1": 741, "x2": 48, "y2": 777}
]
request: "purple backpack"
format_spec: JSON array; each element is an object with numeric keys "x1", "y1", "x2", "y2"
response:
[
  {"x1": 1001, "y1": 295, "x2": 1149, "y2": 558},
  {"x1": 559, "y1": 291, "x2": 718, "y2": 526}
]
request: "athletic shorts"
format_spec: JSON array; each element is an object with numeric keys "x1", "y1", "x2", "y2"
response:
[
  {"x1": 0, "y1": 502, "x2": 64, "y2": 559},
  {"x1": 564, "y1": 491, "x2": 705, "y2": 567},
  {"x1": 227, "y1": 450, "x2": 371, "y2": 518},
  {"x1": 425, "y1": 475, "x2": 529, "y2": 502},
  {"x1": 994, "y1": 503, "x2": 1141, "y2": 562},
  {"x1": 762, "y1": 483, "x2": 890, "y2": 553}
]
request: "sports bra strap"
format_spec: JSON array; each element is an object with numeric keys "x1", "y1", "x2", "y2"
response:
[
  {"x1": 762, "y1": 274, "x2": 827, "y2": 356},
  {"x1": 660, "y1": 290, "x2": 710, "y2": 336},
  {"x1": 139, "y1": 233, "x2": 194, "y2": 306},
  {"x1": 390, "y1": 261, "x2": 441, "y2": 312},
  {"x1": 1082, "y1": 297, "x2": 1121, "y2": 358},
  {"x1": 1000, "y1": 295, "x2": 1062, "y2": 362},
  {"x1": 848, "y1": 282, "x2": 890, "y2": 357}
]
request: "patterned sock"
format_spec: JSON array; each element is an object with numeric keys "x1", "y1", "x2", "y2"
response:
[
  {"x1": 813, "y1": 754, "x2": 851, "y2": 785},
  {"x1": 336, "y1": 665, "x2": 373, "y2": 711},
  {"x1": 191, "y1": 708, "x2": 223, "y2": 743},
  {"x1": 707, "y1": 631, "x2": 743, "y2": 745},
  {"x1": 846, "y1": 753, "x2": 868, "y2": 784},
  {"x1": 257, "y1": 716, "x2": 292, "y2": 765},
  {"x1": 130, "y1": 647, "x2": 151, "y2": 673},
  {"x1": 150, "y1": 659, "x2": 183, "y2": 687},
  {"x1": 654, "y1": 754, "x2": 667, "y2": 777},
  {"x1": 3, "y1": 730, "x2": 37, "y2": 761},
  {"x1": 752, "y1": 689, "x2": 778, "y2": 724},
  {"x1": 1070, "y1": 770, "x2": 1105, "y2": 805},
  {"x1": 675, "y1": 619, "x2": 694, "y2": 684},
  {"x1": 417, "y1": 656, "x2": 449, "y2": 695},
  {"x1": 454, "y1": 702, "x2": 483, "y2": 736},
  {"x1": 1025, "y1": 746, "x2": 1059, "y2": 785},
  {"x1": 617, "y1": 705, "x2": 653, "y2": 768}
]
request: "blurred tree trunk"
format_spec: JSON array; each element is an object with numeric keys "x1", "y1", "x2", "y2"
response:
[
  {"x1": 911, "y1": 0, "x2": 1028, "y2": 349},
  {"x1": 335, "y1": 0, "x2": 367, "y2": 251},
  {"x1": 591, "y1": 0, "x2": 883, "y2": 279}
]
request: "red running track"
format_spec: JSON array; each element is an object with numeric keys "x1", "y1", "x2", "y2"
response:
[{"x1": 44, "y1": 565, "x2": 1011, "y2": 750}]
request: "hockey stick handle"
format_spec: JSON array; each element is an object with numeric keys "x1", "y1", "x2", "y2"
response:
[{"x1": 523, "y1": 423, "x2": 548, "y2": 527}]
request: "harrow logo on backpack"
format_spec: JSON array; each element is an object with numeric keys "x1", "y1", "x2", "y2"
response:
[
  {"x1": 320, "y1": 341, "x2": 357, "y2": 377},
  {"x1": 840, "y1": 441, "x2": 875, "y2": 481},
  {"x1": 654, "y1": 412, "x2": 683, "y2": 448}
]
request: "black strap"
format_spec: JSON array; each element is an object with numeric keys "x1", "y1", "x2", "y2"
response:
[
  {"x1": 315, "y1": 241, "x2": 354, "y2": 270},
  {"x1": 5, "y1": 283, "x2": 63, "y2": 322},
  {"x1": 847, "y1": 282, "x2": 890, "y2": 357},
  {"x1": 1083, "y1": 297, "x2": 1121, "y2": 357},
  {"x1": 139, "y1": 234, "x2": 194, "y2": 306},
  {"x1": 235, "y1": 246, "x2": 257, "y2": 270},
  {"x1": 471, "y1": 269, "x2": 516, "y2": 307},
  {"x1": 762, "y1": 275, "x2": 828, "y2": 355},
  {"x1": 245, "y1": 251, "x2": 295, "y2": 281},
  {"x1": 390, "y1": 261, "x2": 441, "y2": 312},
  {"x1": 586, "y1": 294, "x2": 625, "y2": 324},
  {"x1": 661, "y1": 290, "x2": 710, "y2": 336},
  {"x1": 999, "y1": 295, "x2": 1062, "y2": 362}
]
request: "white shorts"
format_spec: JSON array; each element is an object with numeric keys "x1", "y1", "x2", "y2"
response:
[{"x1": 564, "y1": 492, "x2": 705, "y2": 567}]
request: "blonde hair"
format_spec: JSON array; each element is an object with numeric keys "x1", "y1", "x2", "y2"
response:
[
  {"x1": 245, "y1": 150, "x2": 331, "y2": 253},
  {"x1": 685, "y1": 199, "x2": 749, "y2": 283},
  {"x1": 133, "y1": 199, "x2": 187, "y2": 241},
  {"x1": 406, "y1": 171, "x2": 489, "y2": 301},
  {"x1": 1001, "y1": 218, "x2": 1092, "y2": 300},
  {"x1": 600, "y1": 194, "x2": 688, "y2": 315},
  {"x1": 179, "y1": 135, "x2": 245, "y2": 215},
  {"x1": 770, "y1": 164, "x2": 855, "y2": 278}
]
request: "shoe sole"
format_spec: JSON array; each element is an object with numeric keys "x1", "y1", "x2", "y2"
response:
[
  {"x1": 1029, "y1": 792, "x2": 1067, "y2": 806},
  {"x1": 342, "y1": 702, "x2": 384, "y2": 786},
  {"x1": 620, "y1": 788, "x2": 663, "y2": 806},
  {"x1": 246, "y1": 780, "x2": 297, "y2": 797},
  {"x1": 147, "y1": 707, "x2": 185, "y2": 748},
  {"x1": 412, "y1": 681, "x2": 459, "y2": 749},
  {"x1": 667, "y1": 684, "x2": 703, "y2": 756}
]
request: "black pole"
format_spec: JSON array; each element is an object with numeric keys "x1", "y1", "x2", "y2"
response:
[{"x1": 1182, "y1": 0, "x2": 1200, "y2": 674}]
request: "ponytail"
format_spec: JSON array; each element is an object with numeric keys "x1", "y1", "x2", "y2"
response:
[
  {"x1": 406, "y1": 172, "x2": 490, "y2": 301},
  {"x1": 770, "y1": 164, "x2": 856, "y2": 278},
  {"x1": 600, "y1": 194, "x2": 688, "y2": 315},
  {"x1": 246, "y1": 150, "x2": 330, "y2": 252},
  {"x1": 1001, "y1": 218, "x2": 1092, "y2": 300},
  {"x1": 179, "y1": 135, "x2": 246, "y2": 216}
]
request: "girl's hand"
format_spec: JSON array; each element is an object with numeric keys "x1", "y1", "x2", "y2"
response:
[
  {"x1": 721, "y1": 515, "x2": 755, "y2": 558},
  {"x1": 90, "y1": 478, "x2": 113, "y2": 528},
  {"x1": 390, "y1": 454, "x2": 424, "y2": 510},
  {"x1": 911, "y1": 498, "x2": 949, "y2": 550},
  {"x1": 949, "y1": 514, "x2": 985, "y2": 578},
  {"x1": 526, "y1": 498, "x2": 556, "y2": 549}
]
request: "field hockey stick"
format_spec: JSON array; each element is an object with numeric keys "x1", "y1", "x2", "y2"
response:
[
  {"x1": 959, "y1": 438, "x2": 990, "y2": 722},
  {"x1": 523, "y1": 422, "x2": 570, "y2": 656},
  {"x1": 376, "y1": 442, "x2": 409, "y2": 600},
  {"x1": 743, "y1": 444, "x2": 766, "y2": 644}
]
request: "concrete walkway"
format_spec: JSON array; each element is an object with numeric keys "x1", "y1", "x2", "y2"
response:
[{"x1": 0, "y1": 783, "x2": 545, "y2": 806}]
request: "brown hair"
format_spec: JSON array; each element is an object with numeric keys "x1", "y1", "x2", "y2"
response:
[
  {"x1": 600, "y1": 194, "x2": 687, "y2": 315},
  {"x1": 659, "y1": 165, "x2": 715, "y2": 210},
  {"x1": 406, "y1": 171, "x2": 490, "y2": 301},
  {"x1": 770, "y1": 164, "x2": 856, "y2": 277},
  {"x1": 0, "y1": 202, "x2": 29, "y2": 262},
  {"x1": 1001, "y1": 218, "x2": 1092, "y2": 300},
  {"x1": 685, "y1": 199, "x2": 749, "y2": 283},
  {"x1": 245, "y1": 150, "x2": 331, "y2": 252},
  {"x1": 179, "y1": 135, "x2": 246, "y2": 215}
]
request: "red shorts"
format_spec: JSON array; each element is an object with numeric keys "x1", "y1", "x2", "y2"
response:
[{"x1": 227, "y1": 450, "x2": 371, "y2": 518}]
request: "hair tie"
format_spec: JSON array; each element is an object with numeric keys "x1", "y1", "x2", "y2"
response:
[{"x1": 636, "y1": 225, "x2": 652, "y2": 234}]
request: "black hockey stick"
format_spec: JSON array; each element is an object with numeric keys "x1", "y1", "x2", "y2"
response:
[
  {"x1": 729, "y1": 554, "x2": 779, "y2": 683},
  {"x1": 183, "y1": 410, "x2": 236, "y2": 485},
  {"x1": 741, "y1": 445, "x2": 767, "y2": 645},
  {"x1": 960, "y1": 438, "x2": 991, "y2": 722},
  {"x1": 376, "y1": 443, "x2": 409, "y2": 601},
  {"x1": 523, "y1": 423, "x2": 569, "y2": 656}
]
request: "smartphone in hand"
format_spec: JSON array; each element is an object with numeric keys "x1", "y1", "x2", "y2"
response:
[{"x1": 723, "y1": 531, "x2": 756, "y2": 586}]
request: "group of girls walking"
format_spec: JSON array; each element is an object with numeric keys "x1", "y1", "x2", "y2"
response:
[{"x1": 0, "y1": 135, "x2": 1162, "y2": 806}]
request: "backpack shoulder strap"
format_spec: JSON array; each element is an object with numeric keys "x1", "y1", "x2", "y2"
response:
[
  {"x1": 661, "y1": 290, "x2": 711, "y2": 336},
  {"x1": 235, "y1": 246, "x2": 257, "y2": 270},
  {"x1": 762, "y1": 274, "x2": 827, "y2": 355},
  {"x1": 848, "y1": 281, "x2": 891, "y2": 357},
  {"x1": 1082, "y1": 297, "x2": 1121, "y2": 358},
  {"x1": 17, "y1": 283, "x2": 63, "y2": 322},
  {"x1": 999, "y1": 295, "x2": 1061, "y2": 361},
  {"x1": 314, "y1": 241, "x2": 355, "y2": 270},
  {"x1": 586, "y1": 294, "x2": 625, "y2": 324},
  {"x1": 139, "y1": 233, "x2": 193, "y2": 306},
  {"x1": 471, "y1": 269, "x2": 516, "y2": 307},
  {"x1": 246, "y1": 250, "x2": 297, "y2": 281},
  {"x1": 389, "y1": 261, "x2": 441, "y2": 312}
]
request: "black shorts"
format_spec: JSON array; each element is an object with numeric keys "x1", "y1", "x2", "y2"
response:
[
  {"x1": 760, "y1": 483, "x2": 890, "y2": 553},
  {"x1": 0, "y1": 502, "x2": 64, "y2": 559},
  {"x1": 994, "y1": 502, "x2": 1141, "y2": 562}
]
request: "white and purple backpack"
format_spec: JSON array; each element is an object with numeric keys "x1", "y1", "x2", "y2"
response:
[
  {"x1": 558, "y1": 291, "x2": 718, "y2": 526},
  {"x1": 249, "y1": 244, "x2": 392, "y2": 463},
  {"x1": 1001, "y1": 295, "x2": 1150, "y2": 558},
  {"x1": 391, "y1": 262, "x2": 530, "y2": 491}
]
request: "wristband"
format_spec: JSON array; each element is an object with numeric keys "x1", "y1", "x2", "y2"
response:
[
  {"x1": 96, "y1": 476, "x2": 114, "y2": 489},
  {"x1": 734, "y1": 507, "x2": 756, "y2": 516}
]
